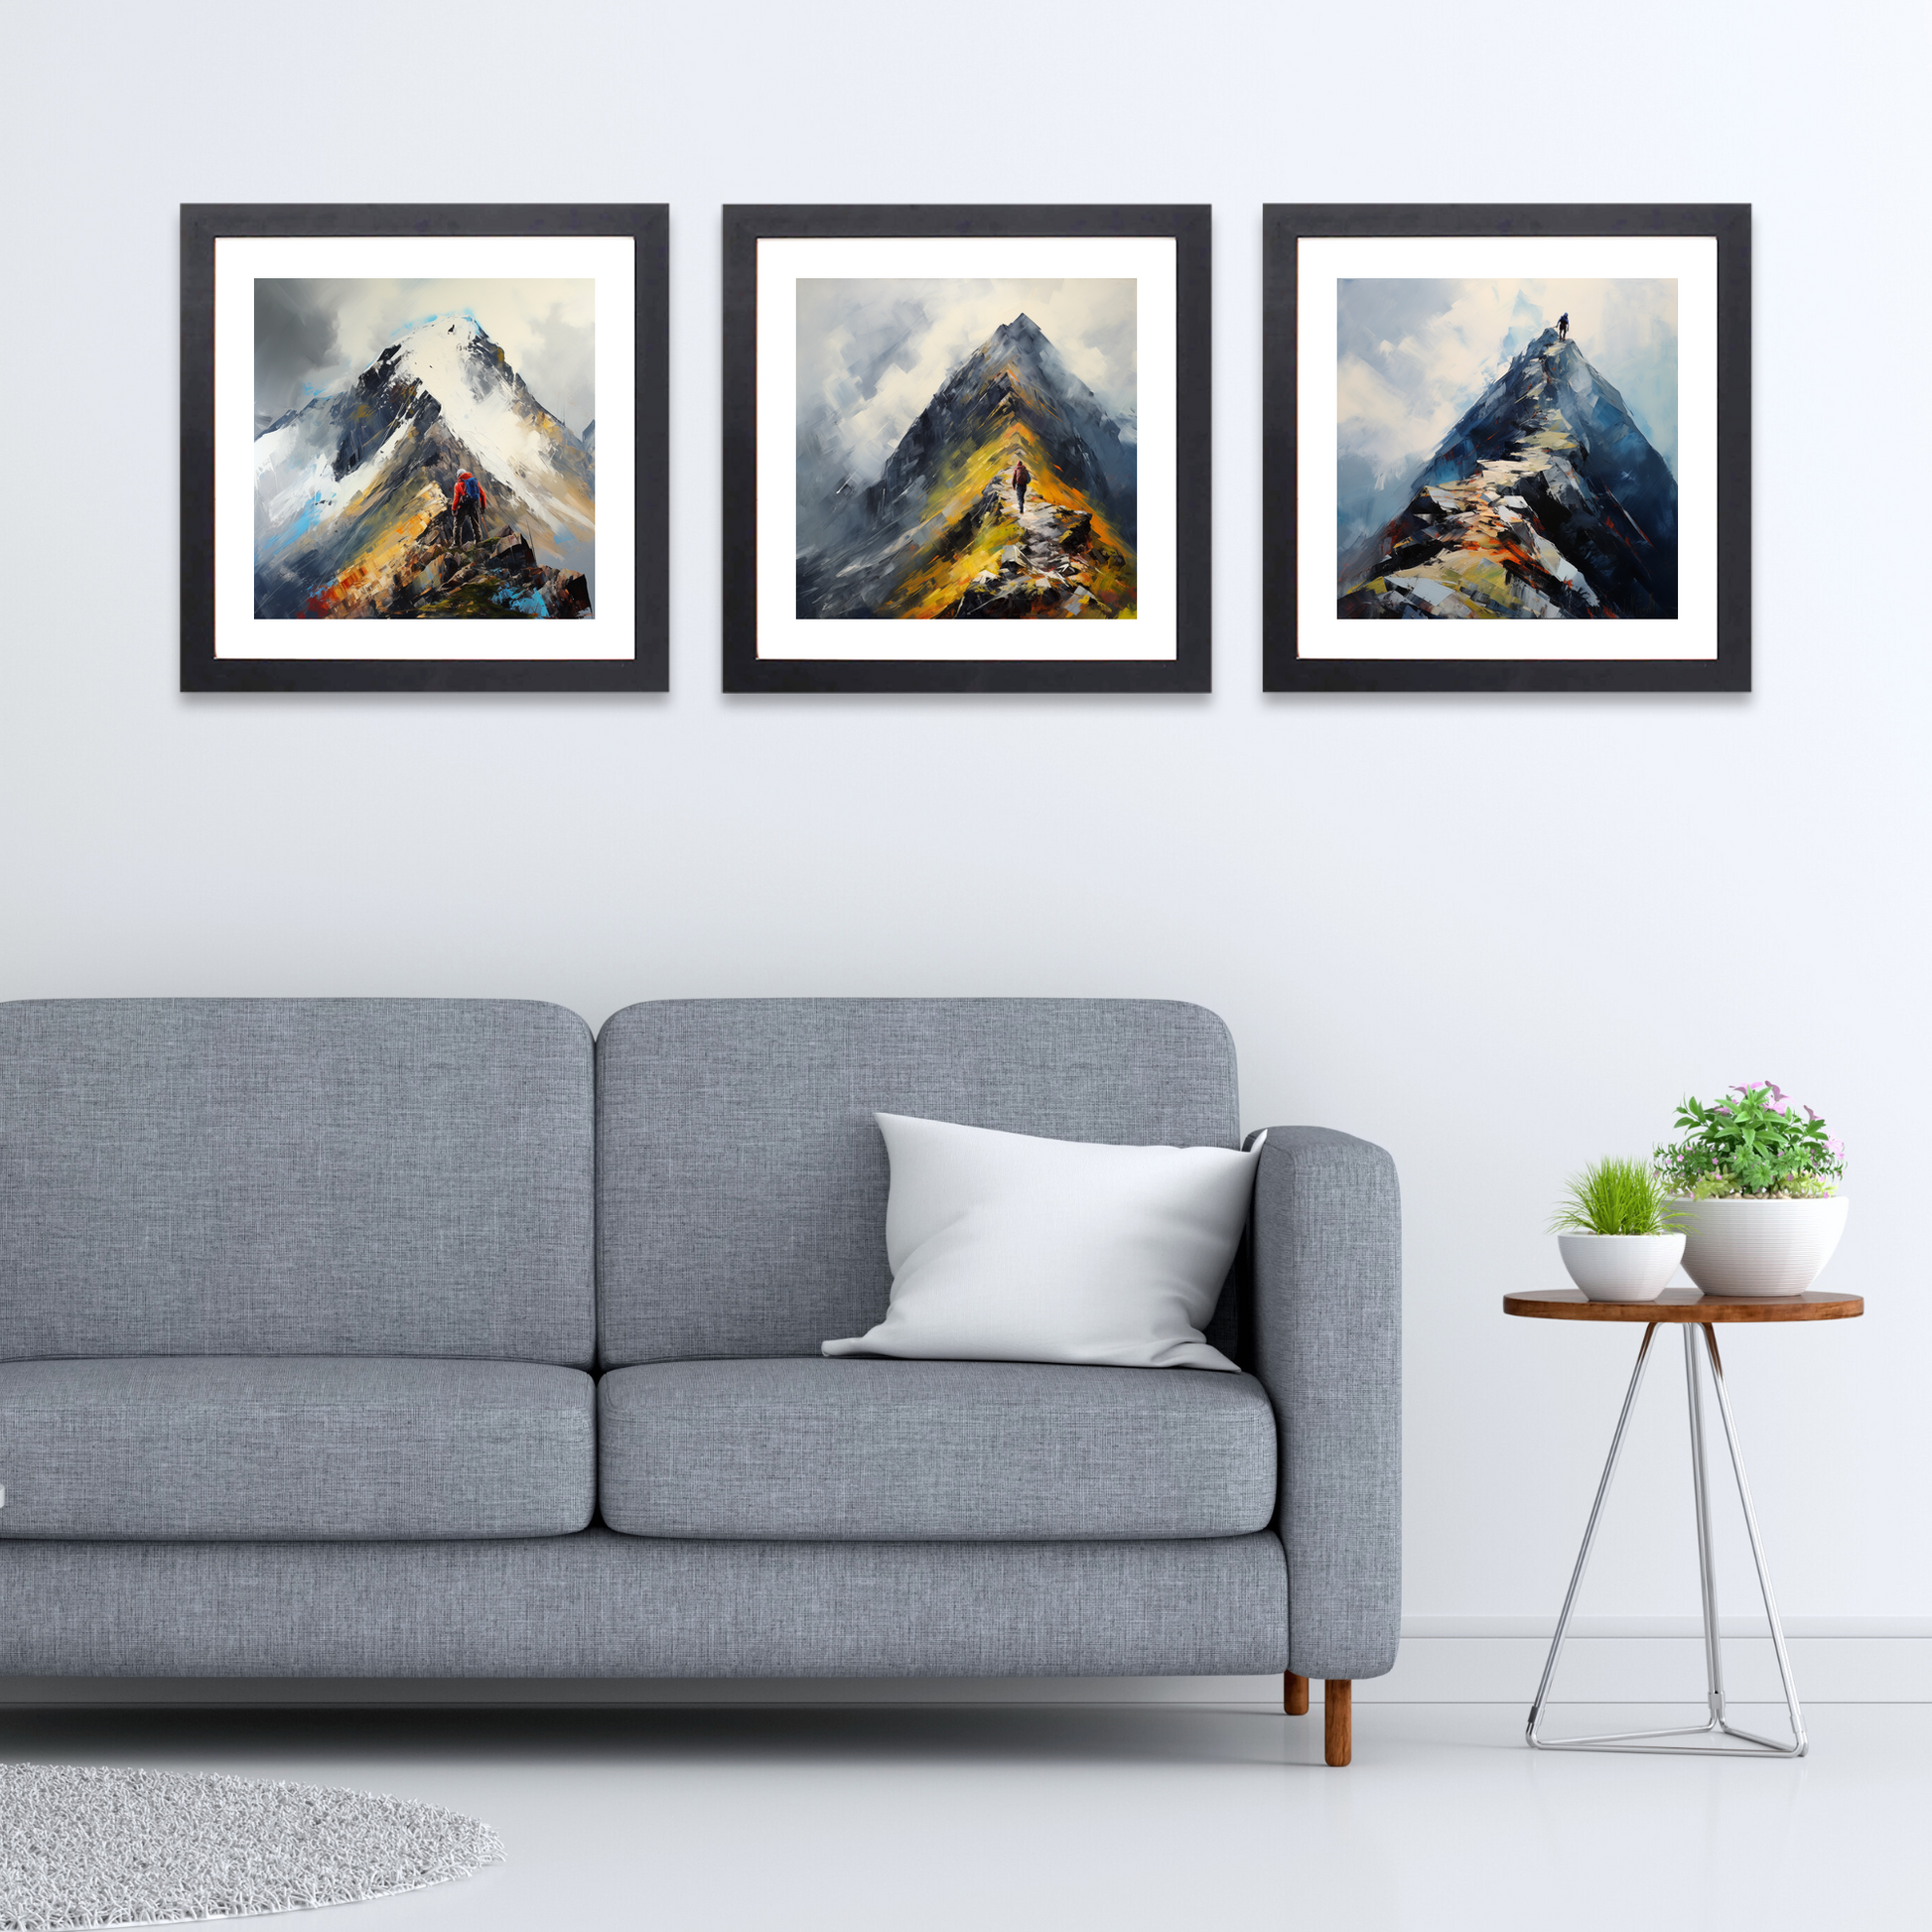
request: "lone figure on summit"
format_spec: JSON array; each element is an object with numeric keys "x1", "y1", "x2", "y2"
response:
[
  {"x1": 1012, "y1": 458, "x2": 1031, "y2": 519},
  {"x1": 451, "y1": 471, "x2": 487, "y2": 545},
  {"x1": 1558, "y1": 313, "x2": 1570, "y2": 341}
]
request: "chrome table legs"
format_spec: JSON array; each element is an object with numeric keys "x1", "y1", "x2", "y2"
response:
[{"x1": 1527, "y1": 1321, "x2": 1808, "y2": 1756}]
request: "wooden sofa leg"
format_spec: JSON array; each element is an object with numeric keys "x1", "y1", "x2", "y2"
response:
[
  {"x1": 1284, "y1": 1672, "x2": 1310, "y2": 1716},
  {"x1": 1323, "y1": 1681, "x2": 1352, "y2": 1765}
]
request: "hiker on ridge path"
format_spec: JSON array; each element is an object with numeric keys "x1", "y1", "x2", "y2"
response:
[
  {"x1": 452, "y1": 470, "x2": 488, "y2": 545},
  {"x1": 1558, "y1": 313, "x2": 1570, "y2": 341},
  {"x1": 1012, "y1": 458, "x2": 1031, "y2": 519}
]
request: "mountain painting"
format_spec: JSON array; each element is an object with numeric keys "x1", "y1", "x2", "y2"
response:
[
  {"x1": 252, "y1": 278, "x2": 597, "y2": 620},
  {"x1": 795, "y1": 280, "x2": 1137, "y2": 621},
  {"x1": 1336, "y1": 279, "x2": 1678, "y2": 620}
]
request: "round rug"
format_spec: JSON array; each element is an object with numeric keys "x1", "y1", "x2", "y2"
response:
[{"x1": 0, "y1": 1762, "x2": 505, "y2": 1930}]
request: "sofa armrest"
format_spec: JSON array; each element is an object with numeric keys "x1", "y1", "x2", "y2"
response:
[{"x1": 1248, "y1": 1125, "x2": 1402, "y2": 1681}]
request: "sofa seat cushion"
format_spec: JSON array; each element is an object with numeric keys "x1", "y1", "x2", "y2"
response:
[
  {"x1": 0, "y1": 1358, "x2": 594, "y2": 1540},
  {"x1": 598, "y1": 1357, "x2": 1277, "y2": 1540}
]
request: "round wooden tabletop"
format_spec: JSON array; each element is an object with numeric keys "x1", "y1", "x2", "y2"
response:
[{"x1": 1504, "y1": 1287, "x2": 1863, "y2": 1323}]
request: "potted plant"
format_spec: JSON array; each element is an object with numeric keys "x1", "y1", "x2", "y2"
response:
[
  {"x1": 1549, "y1": 1157, "x2": 1686, "y2": 1302},
  {"x1": 1654, "y1": 1081, "x2": 1848, "y2": 1298}
]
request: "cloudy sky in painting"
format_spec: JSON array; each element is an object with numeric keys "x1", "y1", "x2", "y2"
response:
[
  {"x1": 254, "y1": 279, "x2": 596, "y2": 436},
  {"x1": 798, "y1": 278, "x2": 1138, "y2": 487},
  {"x1": 1336, "y1": 278, "x2": 1678, "y2": 555}
]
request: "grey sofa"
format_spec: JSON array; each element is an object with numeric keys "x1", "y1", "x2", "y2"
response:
[{"x1": 0, "y1": 997, "x2": 1400, "y2": 1764}]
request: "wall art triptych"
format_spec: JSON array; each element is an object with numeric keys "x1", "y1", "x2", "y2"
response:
[{"x1": 179, "y1": 202, "x2": 1749, "y2": 696}]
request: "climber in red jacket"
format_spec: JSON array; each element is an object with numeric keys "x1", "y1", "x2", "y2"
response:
[{"x1": 451, "y1": 471, "x2": 488, "y2": 545}]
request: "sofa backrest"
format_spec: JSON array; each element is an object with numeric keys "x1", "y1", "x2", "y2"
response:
[
  {"x1": 0, "y1": 1000, "x2": 594, "y2": 1365},
  {"x1": 595, "y1": 999, "x2": 1241, "y2": 1366}
]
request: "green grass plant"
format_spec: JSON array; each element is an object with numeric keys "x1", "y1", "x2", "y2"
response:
[{"x1": 1548, "y1": 1157, "x2": 1683, "y2": 1237}]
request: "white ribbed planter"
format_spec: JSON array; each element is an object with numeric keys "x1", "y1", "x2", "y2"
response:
[
  {"x1": 1670, "y1": 1194, "x2": 1850, "y2": 1298},
  {"x1": 1557, "y1": 1232, "x2": 1687, "y2": 1302}
]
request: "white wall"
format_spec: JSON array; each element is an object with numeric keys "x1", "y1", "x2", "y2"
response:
[{"x1": 7, "y1": 0, "x2": 1927, "y2": 1682}]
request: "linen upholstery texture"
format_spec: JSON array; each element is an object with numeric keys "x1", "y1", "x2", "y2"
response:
[
  {"x1": 0, "y1": 1000, "x2": 595, "y2": 1365},
  {"x1": 0, "y1": 1532, "x2": 1288, "y2": 1678},
  {"x1": 0, "y1": 1358, "x2": 595, "y2": 1540},
  {"x1": 597, "y1": 1358, "x2": 1277, "y2": 1540},
  {"x1": 595, "y1": 999, "x2": 1242, "y2": 1366},
  {"x1": 1250, "y1": 1126, "x2": 1402, "y2": 1682}
]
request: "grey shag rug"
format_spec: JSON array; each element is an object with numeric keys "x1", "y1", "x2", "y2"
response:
[{"x1": 0, "y1": 1762, "x2": 505, "y2": 1930}]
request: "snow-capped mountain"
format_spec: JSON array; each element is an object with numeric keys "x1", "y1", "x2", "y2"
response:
[{"x1": 253, "y1": 315, "x2": 595, "y2": 619}]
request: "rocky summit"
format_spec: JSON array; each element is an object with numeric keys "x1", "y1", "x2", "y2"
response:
[
  {"x1": 797, "y1": 314, "x2": 1137, "y2": 621},
  {"x1": 1340, "y1": 328, "x2": 1678, "y2": 621}
]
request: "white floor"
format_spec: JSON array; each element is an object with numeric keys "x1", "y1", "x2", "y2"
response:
[{"x1": 2, "y1": 1701, "x2": 1922, "y2": 1931}]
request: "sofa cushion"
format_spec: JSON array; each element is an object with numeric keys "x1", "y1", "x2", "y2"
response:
[
  {"x1": 597, "y1": 1357, "x2": 1276, "y2": 1539},
  {"x1": 0, "y1": 1358, "x2": 594, "y2": 1539},
  {"x1": 0, "y1": 1000, "x2": 594, "y2": 1364},
  {"x1": 595, "y1": 999, "x2": 1241, "y2": 1366}
]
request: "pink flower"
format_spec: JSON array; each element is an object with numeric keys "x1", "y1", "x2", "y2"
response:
[{"x1": 1827, "y1": 1138, "x2": 1845, "y2": 1156}]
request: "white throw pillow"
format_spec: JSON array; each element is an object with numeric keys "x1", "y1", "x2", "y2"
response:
[{"x1": 822, "y1": 1114, "x2": 1263, "y2": 1372}]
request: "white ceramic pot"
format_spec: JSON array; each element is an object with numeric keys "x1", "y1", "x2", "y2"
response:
[
  {"x1": 1557, "y1": 1232, "x2": 1687, "y2": 1302},
  {"x1": 1670, "y1": 1195, "x2": 1850, "y2": 1298}
]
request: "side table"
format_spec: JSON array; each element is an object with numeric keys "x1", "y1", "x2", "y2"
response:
[{"x1": 1503, "y1": 1287, "x2": 1863, "y2": 1757}]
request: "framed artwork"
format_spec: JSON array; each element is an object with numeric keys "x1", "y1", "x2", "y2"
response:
[
  {"x1": 723, "y1": 205, "x2": 1211, "y2": 693},
  {"x1": 1263, "y1": 205, "x2": 1750, "y2": 693},
  {"x1": 181, "y1": 204, "x2": 668, "y2": 692}
]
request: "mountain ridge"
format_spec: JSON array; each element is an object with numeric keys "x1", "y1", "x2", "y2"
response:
[
  {"x1": 1340, "y1": 327, "x2": 1678, "y2": 621},
  {"x1": 796, "y1": 313, "x2": 1136, "y2": 621}
]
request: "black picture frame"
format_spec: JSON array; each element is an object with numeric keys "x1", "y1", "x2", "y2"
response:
[
  {"x1": 723, "y1": 204, "x2": 1211, "y2": 694},
  {"x1": 181, "y1": 203, "x2": 668, "y2": 692},
  {"x1": 1263, "y1": 204, "x2": 1750, "y2": 693}
]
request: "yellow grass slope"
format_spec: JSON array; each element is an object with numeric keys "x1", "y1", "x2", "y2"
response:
[{"x1": 877, "y1": 427, "x2": 1134, "y2": 621}]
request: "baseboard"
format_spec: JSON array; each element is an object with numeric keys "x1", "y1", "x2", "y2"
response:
[{"x1": 1366, "y1": 1620, "x2": 1932, "y2": 1705}]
